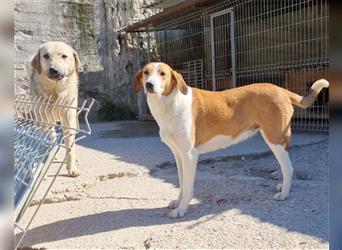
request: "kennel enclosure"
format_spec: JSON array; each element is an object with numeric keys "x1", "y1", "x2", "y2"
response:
[{"x1": 125, "y1": 0, "x2": 329, "y2": 131}]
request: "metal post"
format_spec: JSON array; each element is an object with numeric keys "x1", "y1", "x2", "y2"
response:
[
  {"x1": 147, "y1": 29, "x2": 151, "y2": 63},
  {"x1": 230, "y1": 10, "x2": 236, "y2": 88},
  {"x1": 210, "y1": 15, "x2": 216, "y2": 91}
]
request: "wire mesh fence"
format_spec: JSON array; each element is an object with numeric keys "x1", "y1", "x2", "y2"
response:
[
  {"x1": 136, "y1": 0, "x2": 329, "y2": 131},
  {"x1": 14, "y1": 95, "x2": 95, "y2": 248}
]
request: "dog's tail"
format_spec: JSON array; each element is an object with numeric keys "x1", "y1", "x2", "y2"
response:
[{"x1": 285, "y1": 79, "x2": 329, "y2": 109}]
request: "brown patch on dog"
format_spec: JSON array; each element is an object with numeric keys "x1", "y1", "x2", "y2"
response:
[
  {"x1": 170, "y1": 70, "x2": 188, "y2": 95},
  {"x1": 133, "y1": 69, "x2": 143, "y2": 93},
  {"x1": 31, "y1": 49, "x2": 41, "y2": 74},
  {"x1": 191, "y1": 84, "x2": 295, "y2": 148}
]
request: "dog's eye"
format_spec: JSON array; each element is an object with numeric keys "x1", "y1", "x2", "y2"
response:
[
  {"x1": 43, "y1": 54, "x2": 49, "y2": 59},
  {"x1": 62, "y1": 55, "x2": 68, "y2": 59},
  {"x1": 160, "y1": 72, "x2": 165, "y2": 76},
  {"x1": 143, "y1": 70, "x2": 149, "y2": 75}
]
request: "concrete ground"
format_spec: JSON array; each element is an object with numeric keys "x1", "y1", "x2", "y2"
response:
[{"x1": 17, "y1": 121, "x2": 328, "y2": 249}]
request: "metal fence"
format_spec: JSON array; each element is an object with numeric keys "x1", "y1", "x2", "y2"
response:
[
  {"x1": 137, "y1": 0, "x2": 329, "y2": 131},
  {"x1": 14, "y1": 96, "x2": 95, "y2": 248}
]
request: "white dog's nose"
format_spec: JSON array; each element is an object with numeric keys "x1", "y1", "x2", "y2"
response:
[
  {"x1": 49, "y1": 67, "x2": 58, "y2": 75},
  {"x1": 48, "y1": 67, "x2": 63, "y2": 80}
]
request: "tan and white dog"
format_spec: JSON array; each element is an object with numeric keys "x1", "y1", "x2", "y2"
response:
[
  {"x1": 134, "y1": 62, "x2": 329, "y2": 218},
  {"x1": 31, "y1": 41, "x2": 81, "y2": 177}
]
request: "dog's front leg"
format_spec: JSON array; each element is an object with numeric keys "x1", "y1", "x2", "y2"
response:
[
  {"x1": 61, "y1": 107, "x2": 79, "y2": 177},
  {"x1": 166, "y1": 144, "x2": 183, "y2": 209},
  {"x1": 63, "y1": 129, "x2": 78, "y2": 177},
  {"x1": 160, "y1": 133, "x2": 184, "y2": 208},
  {"x1": 169, "y1": 149, "x2": 199, "y2": 218}
]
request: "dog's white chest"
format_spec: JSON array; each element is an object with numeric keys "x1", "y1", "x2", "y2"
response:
[
  {"x1": 147, "y1": 89, "x2": 193, "y2": 149},
  {"x1": 147, "y1": 90, "x2": 192, "y2": 128}
]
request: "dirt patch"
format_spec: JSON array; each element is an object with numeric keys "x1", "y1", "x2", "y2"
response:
[
  {"x1": 30, "y1": 195, "x2": 82, "y2": 207},
  {"x1": 97, "y1": 172, "x2": 129, "y2": 181}
]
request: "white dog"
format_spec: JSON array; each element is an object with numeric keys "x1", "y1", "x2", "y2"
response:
[
  {"x1": 134, "y1": 62, "x2": 329, "y2": 218},
  {"x1": 31, "y1": 41, "x2": 81, "y2": 177}
]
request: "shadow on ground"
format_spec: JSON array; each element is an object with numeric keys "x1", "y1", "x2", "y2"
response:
[{"x1": 20, "y1": 121, "x2": 328, "y2": 245}]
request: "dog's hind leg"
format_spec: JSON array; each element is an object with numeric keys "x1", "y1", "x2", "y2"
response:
[
  {"x1": 260, "y1": 130, "x2": 293, "y2": 200},
  {"x1": 169, "y1": 149, "x2": 199, "y2": 218}
]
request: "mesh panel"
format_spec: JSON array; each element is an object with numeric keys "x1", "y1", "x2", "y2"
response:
[{"x1": 138, "y1": 0, "x2": 329, "y2": 131}]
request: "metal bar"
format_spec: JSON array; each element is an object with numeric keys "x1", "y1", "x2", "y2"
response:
[
  {"x1": 147, "y1": 29, "x2": 151, "y2": 63},
  {"x1": 210, "y1": 14, "x2": 216, "y2": 91},
  {"x1": 211, "y1": 7, "x2": 234, "y2": 18},
  {"x1": 230, "y1": 10, "x2": 236, "y2": 88}
]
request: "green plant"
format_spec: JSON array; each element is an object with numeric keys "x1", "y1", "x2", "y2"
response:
[
  {"x1": 79, "y1": 88, "x2": 137, "y2": 121},
  {"x1": 98, "y1": 95, "x2": 136, "y2": 121}
]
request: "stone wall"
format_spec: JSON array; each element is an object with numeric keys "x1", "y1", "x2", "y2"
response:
[{"x1": 15, "y1": 0, "x2": 158, "y2": 117}]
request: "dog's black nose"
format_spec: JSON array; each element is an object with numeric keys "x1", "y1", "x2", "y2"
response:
[
  {"x1": 48, "y1": 67, "x2": 63, "y2": 79},
  {"x1": 49, "y1": 68, "x2": 59, "y2": 75},
  {"x1": 145, "y1": 82, "x2": 154, "y2": 92}
]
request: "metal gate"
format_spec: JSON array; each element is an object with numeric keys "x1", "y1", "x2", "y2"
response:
[{"x1": 210, "y1": 9, "x2": 236, "y2": 91}]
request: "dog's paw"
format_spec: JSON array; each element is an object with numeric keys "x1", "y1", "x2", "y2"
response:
[
  {"x1": 169, "y1": 207, "x2": 187, "y2": 218},
  {"x1": 167, "y1": 199, "x2": 181, "y2": 209},
  {"x1": 273, "y1": 192, "x2": 288, "y2": 201},
  {"x1": 68, "y1": 167, "x2": 80, "y2": 177}
]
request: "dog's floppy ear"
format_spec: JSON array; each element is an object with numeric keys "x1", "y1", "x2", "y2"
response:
[
  {"x1": 133, "y1": 69, "x2": 144, "y2": 93},
  {"x1": 73, "y1": 50, "x2": 81, "y2": 74},
  {"x1": 31, "y1": 49, "x2": 41, "y2": 74},
  {"x1": 171, "y1": 70, "x2": 188, "y2": 95}
]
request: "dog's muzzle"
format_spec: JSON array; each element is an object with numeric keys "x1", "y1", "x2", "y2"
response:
[{"x1": 48, "y1": 68, "x2": 64, "y2": 80}]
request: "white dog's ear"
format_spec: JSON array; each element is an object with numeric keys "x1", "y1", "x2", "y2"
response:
[
  {"x1": 73, "y1": 50, "x2": 81, "y2": 74},
  {"x1": 171, "y1": 70, "x2": 188, "y2": 95},
  {"x1": 31, "y1": 49, "x2": 41, "y2": 74},
  {"x1": 133, "y1": 69, "x2": 143, "y2": 93}
]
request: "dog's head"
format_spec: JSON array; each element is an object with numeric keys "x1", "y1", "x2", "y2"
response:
[
  {"x1": 133, "y1": 63, "x2": 188, "y2": 96},
  {"x1": 31, "y1": 41, "x2": 81, "y2": 81}
]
